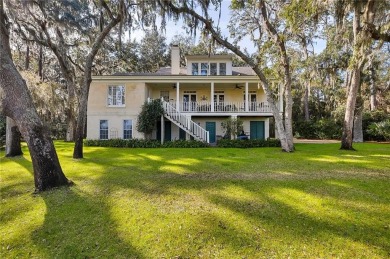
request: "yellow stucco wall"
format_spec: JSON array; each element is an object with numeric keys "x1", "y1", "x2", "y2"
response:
[
  {"x1": 87, "y1": 81, "x2": 146, "y2": 139},
  {"x1": 87, "y1": 80, "x2": 271, "y2": 141}
]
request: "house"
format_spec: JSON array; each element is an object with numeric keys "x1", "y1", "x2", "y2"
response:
[{"x1": 87, "y1": 45, "x2": 282, "y2": 143}]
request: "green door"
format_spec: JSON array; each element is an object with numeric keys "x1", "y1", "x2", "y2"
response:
[
  {"x1": 250, "y1": 121, "x2": 265, "y2": 140},
  {"x1": 205, "y1": 122, "x2": 216, "y2": 143},
  {"x1": 157, "y1": 121, "x2": 171, "y2": 141}
]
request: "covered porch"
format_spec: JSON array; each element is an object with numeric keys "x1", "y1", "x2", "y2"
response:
[{"x1": 147, "y1": 77, "x2": 282, "y2": 115}]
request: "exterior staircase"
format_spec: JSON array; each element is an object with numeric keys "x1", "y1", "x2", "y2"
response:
[{"x1": 161, "y1": 100, "x2": 209, "y2": 143}]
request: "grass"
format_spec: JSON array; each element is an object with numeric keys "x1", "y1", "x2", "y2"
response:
[{"x1": 1, "y1": 142, "x2": 389, "y2": 258}]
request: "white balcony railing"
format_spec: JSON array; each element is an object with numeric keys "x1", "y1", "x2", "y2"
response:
[
  {"x1": 162, "y1": 100, "x2": 209, "y2": 143},
  {"x1": 169, "y1": 101, "x2": 272, "y2": 113}
]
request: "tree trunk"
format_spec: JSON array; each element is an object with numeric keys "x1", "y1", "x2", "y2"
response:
[
  {"x1": 341, "y1": 0, "x2": 377, "y2": 150},
  {"x1": 65, "y1": 112, "x2": 76, "y2": 141},
  {"x1": 1, "y1": 2, "x2": 71, "y2": 191},
  {"x1": 25, "y1": 44, "x2": 29, "y2": 70},
  {"x1": 5, "y1": 117, "x2": 23, "y2": 157},
  {"x1": 38, "y1": 45, "x2": 43, "y2": 80},
  {"x1": 353, "y1": 105, "x2": 363, "y2": 142},
  {"x1": 369, "y1": 62, "x2": 377, "y2": 111},
  {"x1": 260, "y1": 1, "x2": 294, "y2": 151},
  {"x1": 304, "y1": 82, "x2": 310, "y2": 121},
  {"x1": 341, "y1": 3, "x2": 361, "y2": 150},
  {"x1": 73, "y1": 4, "x2": 124, "y2": 158},
  {"x1": 341, "y1": 69, "x2": 360, "y2": 149}
]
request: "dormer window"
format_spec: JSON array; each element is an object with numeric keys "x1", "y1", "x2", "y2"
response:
[
  {"x1": 210, "y1": 63, "x2": 217, "y2": 75},
  {"x1": 219, "y1": 63, "x2": 226, "y2": 75},
  {"x1": 185, "y1": 54, "x2": 232, "y2": 76},
  {"x1": 201, "y1": 63, "x2": 208, "y2": 75},
  {"x1": 192, "y1": 63, "x2": 199, "y2": 75}
]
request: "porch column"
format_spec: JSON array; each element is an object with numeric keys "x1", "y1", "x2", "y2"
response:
[
  {"x1": 176, "y1": 82, "x2": 180, "y2": 111},
  {"x1": 210, "y1": 82, "x2": 215, "y2": 112},
  {"x1": 161, "y1": 115, "x2": 165, "y2": 145},
  {"x1": 245, "y1": 82, "x2": 249, "y2": 112}
]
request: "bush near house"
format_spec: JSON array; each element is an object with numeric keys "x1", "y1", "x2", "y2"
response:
[
  {"x1": 84, "y1": 138, "x2": 281, "y2": 148},
  {"x1": 84, "y1": 139, "x2": 209, "y2": 148},
  {"x1": 217, "y1": 138, "x2": 281, "y2": 148}
]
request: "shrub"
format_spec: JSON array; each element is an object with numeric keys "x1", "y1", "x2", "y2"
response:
[
  {"x1": 314, "y1": 118, "x2": 342, "y2": 139},
  {"x1": 84, "y1": 139, "x2": 208, "y2": 148},
  {"x1": 217, "y1": 138, "x2": 281, "y2": 148},
  {"x1": 367, "y1": 119, "x2": 390, "y2": 141},
  {"x1": 136, "y1": 99, "x2": 164, "y2": 137},
  {"x1": 293, "y1": 120, "x2": 318, "y2": 139},
  {"x1": 293, "y1": 119, "x2": 342, "y2": 140},
  {"x1": 363, "y1": 110, "x2": 389, "y2": 141},
  {"x1": 221, "y1": 117, "x2": 243, "y2": 139}
]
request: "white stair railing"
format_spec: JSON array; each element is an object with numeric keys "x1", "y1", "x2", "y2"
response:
[{"x1": 162, "y1": 99, "x2": 209, "y2": 143}]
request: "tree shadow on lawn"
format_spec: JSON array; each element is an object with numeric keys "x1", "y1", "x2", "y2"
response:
[
  {"x1": 78, "y1": 147, "x2": 390, "y2": 257},
  {"x1": 30, "y1": 187, "x2": 143, "y2": 258},
  {"x1": 2, "y1": 154, "x2": 143, "y2": 258},
  {"x1": 5, "y1": 145, "x2": 389, "y2": 257},
  {"x1": 206, "y1": 182, "x2": 390, "y2": 256}
]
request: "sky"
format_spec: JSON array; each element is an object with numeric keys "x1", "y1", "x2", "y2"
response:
[{"x1": 132, "y1": 0, "x2": 326, "y2": 55}]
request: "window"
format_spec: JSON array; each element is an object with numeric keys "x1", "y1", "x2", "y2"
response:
[
  {"x1": 201, "y1": 63, "x2": 208, "y2": 75},
  {"x1": 210, "y1": 63, "x2": 217, "y2": 75},
  {"x1": 100, "y1": 120, "x2": 108, "y2": 140},
  {"x1": 219, "y1": 63, "x2": 226, "y2": 75},
  {"x1": 108, "y1": 85, "x2": 125, "y2": 106},
  {"x1": 123, "y1": 120, "x2": 132, "y2": 139},
  {"x1": 192, "y1": 63, "x2": 199, "y2": 75},
  {"x1": 160, "y1": 91, "x2": 169, "y2": 102}
]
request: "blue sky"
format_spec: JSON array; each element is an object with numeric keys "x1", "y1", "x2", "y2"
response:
[{"x1": 133, "y1": 0, "x2": 326, "y2": 55}]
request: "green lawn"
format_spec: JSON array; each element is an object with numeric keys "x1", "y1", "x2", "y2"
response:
[{"x1": 1, "y1": 142, "x2": 389, "y2": 258}]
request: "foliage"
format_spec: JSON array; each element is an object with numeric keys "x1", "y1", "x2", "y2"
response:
[
  {"x1": 367, "y1": 119, "x2": 390, "y2": 141},
  {"x1": 1, "y1": 142, "x2": 390, "y2": 258},
  {"x1": 138, "y1": 30, "x2": 169, "y2": 72},
  {"x1": 161, "y1": 140, "x2": 209, "y2": 148},
  {"x1": 294, "y1": 119, "x2": 342, "y2": 140},
  {"x1": 136, "y1": 99, "x2": 164, "y2": 136},
  {"x1": 363, "y1": 110, "x2": 390, "y2": 141},
  {"x1": 220, "y1": 117, "x2": 243, "y2": 140},
  {"x1": 84, "y1": 139, "x2": 209, "y2": 148},
  {"x1": 217, "y1": 138, "x2": 281, "y2": 148},
  {"x1": 21, "y1": 71, "x2": 67, "y2": 139}
]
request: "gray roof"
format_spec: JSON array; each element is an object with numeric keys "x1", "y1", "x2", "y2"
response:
[{"x1": 112, "y1": 66, "x2": 255, "y2": 76}]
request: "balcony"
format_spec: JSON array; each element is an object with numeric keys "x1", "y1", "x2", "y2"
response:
[{"x1": 170, "y1": 101, "x2": 272, "y2": 113}]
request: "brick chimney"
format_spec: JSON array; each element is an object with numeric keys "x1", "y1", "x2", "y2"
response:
[{"x1": 171, "y1": 45, "x2": 180, "y2": 75}]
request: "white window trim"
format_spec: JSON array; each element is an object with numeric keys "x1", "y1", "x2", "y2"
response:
[
  {"x1": 99, "y1": 119, "x2": 109, "y2": 140},
  {"x1": 190, "y1": 62, "x2": 228, "y2": 76},
  {"x1": 107, "y1": 85, "x2": 126, "y2": 107},
  {"x1": 123, "y1": 119, "x2": 133, "y2": 139}
]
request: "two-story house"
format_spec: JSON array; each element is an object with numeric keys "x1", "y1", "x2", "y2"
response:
[{"x1": 87, "y1": 45, "x2": 282, "y2": 143}]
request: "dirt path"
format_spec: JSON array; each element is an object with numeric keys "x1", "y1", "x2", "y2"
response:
[{"x1": 293, "y1": 138, "x2": 340, "y2": 144}]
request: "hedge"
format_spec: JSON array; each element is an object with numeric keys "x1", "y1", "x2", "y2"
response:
[
  {"x1": 216, "y1": 138, "x2": 281, "y2": 148},
  {"x1": 84, "y1": 139, "x2": 209, "y2": 148},
  {"x1": 84, "y1": 138, "x2": 281, "y2": 148}
]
